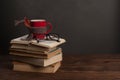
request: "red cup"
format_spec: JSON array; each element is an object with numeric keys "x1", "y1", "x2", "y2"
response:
[{"x1": 30, "y1": 19, "x2": 53, "y2": 39}]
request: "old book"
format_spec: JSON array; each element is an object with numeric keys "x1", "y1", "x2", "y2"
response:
[
  {"x1": 10, "y1": 47, "x2": 56, "y2": 54},
  {"x1": 10, "y1": 35, "x2": 66, "y2": 48},
  {"x1": 11, "y1": 53, "x2": 62, "y2": 67},
  {"x1": 10, "y1": 48, "x2": 62, "y2": 59},
  {"x1": 10, "y1": 43, "x2": 56, "y2": 52},
  {"x1": 13, "y1": 61, "x2": 61, "y2": 73}
]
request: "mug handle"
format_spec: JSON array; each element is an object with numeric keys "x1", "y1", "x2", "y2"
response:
[{"x1": 46, "y1": 22, "x2": 53, "y2": 34}]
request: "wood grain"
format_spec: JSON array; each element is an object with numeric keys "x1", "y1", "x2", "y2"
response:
[{"x1": 1, "y1": 53, "x2": 120, "y2": 80}]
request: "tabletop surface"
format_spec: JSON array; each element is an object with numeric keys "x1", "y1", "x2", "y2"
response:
[{"x1": 1, "y1": 53, "x2": 120, "y2": 80}]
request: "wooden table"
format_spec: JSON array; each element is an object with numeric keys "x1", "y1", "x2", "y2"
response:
[{"x1": 1, "y1": 54, "x2": 120, "y2": 80}]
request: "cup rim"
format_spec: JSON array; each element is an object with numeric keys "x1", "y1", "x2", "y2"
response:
[{"x1": 30, "y1": 19, "x2": 46, "y2": 22}]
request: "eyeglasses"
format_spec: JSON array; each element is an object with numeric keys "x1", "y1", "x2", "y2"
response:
[{"x1": 46, "y1": 33, "x2": 60, "y2": 42}]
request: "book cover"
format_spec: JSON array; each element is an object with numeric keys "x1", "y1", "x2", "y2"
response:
[
  {"x1": 13, "y1": 61, "x2": 61, "y2": 73},
  {"x1": 11, "y1": 53, "x2": 62, "y2": 67},
  {"x1": 10, "y1": 44, "x2": 57, "y2": 53},
  {"x1": 10, "y1": 35, "x2": 66, "y2": 48},
  {"x1": 10, "y1": 48, "x2": 62, "y2": 59},
  {"x1": 10, "y1": 47, "x2": 57, "y2": 54}
]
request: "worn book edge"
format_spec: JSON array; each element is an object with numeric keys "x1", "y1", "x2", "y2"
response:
[
  {"x1": 12, "y1": 53, "x2": 62, "y2": 67},
  {"x1": 11, "y1": 35, "x2": 66, "y2": 48},
  {"x1": 13, "y1": 61, "x2": 61, "y2": 73},
  {"x1": 10, "y1": 48, "x2": 62, "y2": 59}
]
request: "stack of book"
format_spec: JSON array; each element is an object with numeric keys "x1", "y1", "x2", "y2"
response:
[{"x1": 9, "y1": 35, "x2": 66, "y2": 73}]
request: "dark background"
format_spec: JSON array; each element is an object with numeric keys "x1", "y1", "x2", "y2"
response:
[{"x1": 0, "y1": 0, "x2": 120, "y2": 54}]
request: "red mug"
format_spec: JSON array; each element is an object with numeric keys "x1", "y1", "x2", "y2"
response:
[{"x1": 29, "y1": 19, "x2": 53, "y2": 39}]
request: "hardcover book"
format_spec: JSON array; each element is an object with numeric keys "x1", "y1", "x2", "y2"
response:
[
  {"x1": 11, "y1": 53, "x2": 62, "y2": 67},
  {"x1": 10, "y1": 43, "x2": 56, "y2": 52},
  {"x1": 10, "y1": 35, "x2": 66, "y2": 48},
  {"x1": 10, "y1": 48, "x2": 62, "y2": 59},
  {"x1": 13, "y1": 61, "x2": 61, "y2": 73}
]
